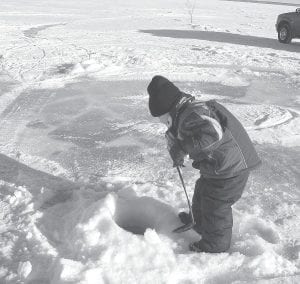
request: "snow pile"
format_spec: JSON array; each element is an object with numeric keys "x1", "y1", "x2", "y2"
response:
[
  {"x1": 217, "y1": 70, "x2": 250, "y2": 87},
  {"x1": 71, "y1": 60, "x2": 103, "y2": 76},
  {"x1": 223, "y1": 103, "x2": 300, "y2": 146},
  {"x1": 1, "y1": 176, "x2": 299, "y2": 283},
  {"x1": 61, "y1": 195, "x2": 180, "y2": 283},
  {"x1": 0, "y1": 181, "x2": 58, "y2": 282},
  {"x1": 21, "y1": 186, "x2": 201, "y2": 283}
]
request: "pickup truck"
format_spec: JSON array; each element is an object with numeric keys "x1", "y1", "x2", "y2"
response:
[{"x1": 276, "y1": 8, "x2": 300, "y2": 43}]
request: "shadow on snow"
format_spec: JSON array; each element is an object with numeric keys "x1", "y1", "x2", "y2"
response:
[{"x1": 140, "y1": 29, "x2": 300, "y2": 53}]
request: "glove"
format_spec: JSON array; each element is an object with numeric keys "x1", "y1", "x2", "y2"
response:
[{"x1": 165, "y1": 130, "x2": 186, "y2": 167}]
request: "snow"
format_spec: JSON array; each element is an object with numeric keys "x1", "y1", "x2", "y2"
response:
[{"x1": 0, "y1": 0, "x2": 300, "y2": 283}]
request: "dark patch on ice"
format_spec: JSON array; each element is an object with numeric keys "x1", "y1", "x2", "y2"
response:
[
  {"x1": 254, "y1": 114, "x2": 270, "y2": 126},
  {"x1": 43, "y1": 97, "x2": 88, "y2": 118},
  {"x1": 0, "y1": 73, "x2": 18, "y2": 96},
  {"x1": 55, "y1": 63, "x2": 76, "y2": 75},
  {"x1": 50, "y1": 151, "x2": 63, "y2": 157},
  {"x1": 221, "y1": 0, "x2": 300, "y2": 7},
  {"x1": 175, "y1": 80, "x2": 247, "y2": 98},
  {"x1": 177, "y1": 74, "x2": 299, "y2": 108},
  {"x1": 23, "y1": 23, "x2": 66, "y2": 38},
  {"x1": 0, "y1": 152, "x2": 79, "y2": 196},
  {"x1": 183, "y1": 62, "x2": 288, "y2": 77},
  {"x1": 26, "y1": 120, "x2": 48, "y2": 129},
  {"x1": 0, "y1": 81, "x2": 17, "y2": 96},
  {"x1": 1, "y1": 87, "x2": 57, "y2": 119},
  {"x1": 48, "y1": 108, "x2": 116, "y2": 147},
  {"x1": 140, "y1": 30, "x2": 300, "y2": 53},
  {"x1": 243, "y1": 79, "x2": 300, "y2": 108}
]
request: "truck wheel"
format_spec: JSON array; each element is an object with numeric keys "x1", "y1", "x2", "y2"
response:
[{"x1": 278, "y1": 24, "x2": 292, "y2": 43}]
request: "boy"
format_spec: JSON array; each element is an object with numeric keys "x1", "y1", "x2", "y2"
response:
[{"x1": 147, "y1": 75, "x2": 261, "y2": 253}]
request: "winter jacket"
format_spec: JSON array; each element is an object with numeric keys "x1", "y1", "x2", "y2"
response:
[{"x1": 171, "y1": 98, "x2": 261, "y2": 179}]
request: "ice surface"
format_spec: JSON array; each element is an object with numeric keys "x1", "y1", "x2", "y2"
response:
[{"x1": 0, "y1": 0, "x2": 299, "y2": 283}]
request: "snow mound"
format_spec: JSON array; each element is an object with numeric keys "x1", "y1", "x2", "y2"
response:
[
  {"x1": 69, "y1": 60, "x2": 103, "y2": 76},
  {"x1": 225, "y1": 103, "x2": 293, "y2": 130},
  {"x1": 1, "y1": 176, "x2": 299, "y2": 283},
  {"x1": 59, "y1": 188, "x2": 197, "y2": 252},
  {"x1": 218, "y1": 70, "x2": 250, "y2": 87},
  {"x1": 37, "y1": 188, "x2": 200, "y2": 283},
  {"x1": 223, "y1": 103, "x2": 300, "y2": 146}
]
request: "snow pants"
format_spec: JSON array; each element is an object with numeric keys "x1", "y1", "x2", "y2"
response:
[{"x1": 192, "y1": 171, "x2": 250, "y2": 253}]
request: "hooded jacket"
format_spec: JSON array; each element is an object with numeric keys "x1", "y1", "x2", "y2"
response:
[{"x1": 171, "y1": 99, "x2": 261, "y2": 178}]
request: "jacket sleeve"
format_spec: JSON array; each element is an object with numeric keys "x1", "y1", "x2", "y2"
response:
[{"x1": 178, "y1": 112, "x2": 223, "y2": 156}]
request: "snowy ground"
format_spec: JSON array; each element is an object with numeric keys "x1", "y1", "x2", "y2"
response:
[{"x1": 0, "y1": 0, "x2": 300, "y2": 283}]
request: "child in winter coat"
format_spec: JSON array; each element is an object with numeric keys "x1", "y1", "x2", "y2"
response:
[{"x1": 147, "y1": 75, "x2": 261, "y2": 253}]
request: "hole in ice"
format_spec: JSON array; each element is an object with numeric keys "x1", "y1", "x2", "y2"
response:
[
  {"x1": 113, "y1": 195, "x2": 175, "y2": 235},
  {"x1": 119, "y1": 224, "x2": 148, "y2": 235}
]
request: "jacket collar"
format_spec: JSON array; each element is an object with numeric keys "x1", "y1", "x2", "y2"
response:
[{"x1": 169, "y1": 93, "x2": 195, "y2": 135}]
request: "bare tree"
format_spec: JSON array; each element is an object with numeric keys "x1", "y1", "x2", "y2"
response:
[{"x1": 186, "y1": 0, "x2": 196, "y2": 27}]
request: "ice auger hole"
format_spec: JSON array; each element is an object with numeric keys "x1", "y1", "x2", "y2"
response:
[
  {"x1": 114, "y1": 200, "x2": 156, "y2": 235},
  {"x1": 113, "y1": 196, "x2": 171, "y2": 235}
]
